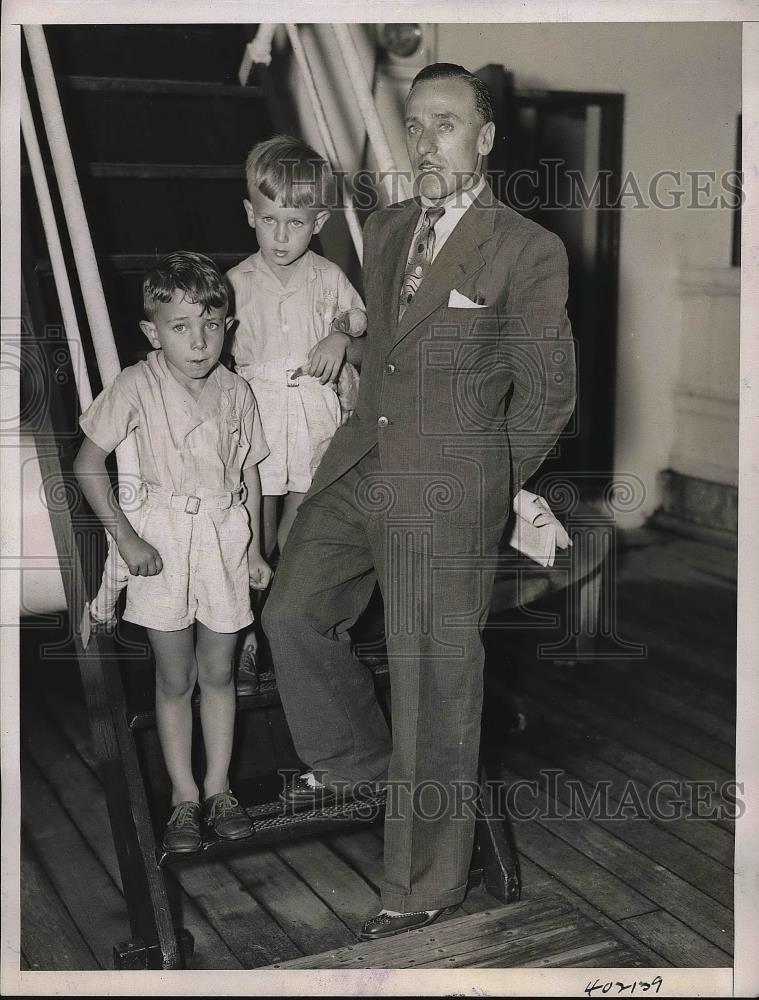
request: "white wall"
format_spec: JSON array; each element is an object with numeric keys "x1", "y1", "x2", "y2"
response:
[{"x1": 406, "y1": 23, "x2": 742, "y2": 525}]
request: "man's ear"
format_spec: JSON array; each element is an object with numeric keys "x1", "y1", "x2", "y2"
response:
[
  {"x1": 477, "y1": 121, "x2": 496, "y2": 158},
  {"x1": 243, "y1": 198, "x2": 256, "y2": 230},
  {"x1": 312, "y1": 209, "x2": 331, "y2": 235},
  {"x1": 139, "y1": 319, "x2": 160, "y2": 349}
]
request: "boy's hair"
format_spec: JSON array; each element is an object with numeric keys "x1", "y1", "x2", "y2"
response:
[
  {"x1": 142, "y1": 252, "x2": 228, "y2": 320},
  {"x1": 245, "y1": 134, "x2": 333, "y2": 209},
  {"x1": 408, "y1": 63, "x2": 494, "y2": 124}
]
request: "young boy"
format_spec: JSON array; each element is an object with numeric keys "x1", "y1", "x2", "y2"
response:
[
  {"x1": 74, "y1": 252, "x2": 271, "y2": 852},
  {"x1": 227, "y1": 134, "x2": 366, "y2": 559}
]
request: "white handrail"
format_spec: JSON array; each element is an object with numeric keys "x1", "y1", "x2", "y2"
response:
[
  {"x1": 20, "y1": 79, "x2": 93, "y2": 410},
  {"x1": 285, "y1": 24, "x2": 364, "y2": 264},
  {"x1": 238, "y1": 23, "x2": 277, "y2": 83},
  {"x1": 331, "y1": 25, "x2": 411, "y2": 204},
  {"x1": 23, "y1": 26, "x2": 139, "y2": 484}
]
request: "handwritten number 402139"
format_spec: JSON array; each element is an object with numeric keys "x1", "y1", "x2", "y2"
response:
[{"x1": 585, "y1": 978, "x2": 663, "y2": 996}]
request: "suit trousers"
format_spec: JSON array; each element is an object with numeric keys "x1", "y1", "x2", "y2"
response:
[{"x1": 262, "y1": 445, "x2": 501, "y2": 911}]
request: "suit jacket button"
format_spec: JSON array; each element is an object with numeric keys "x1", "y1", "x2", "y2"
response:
[
  {"x1": 384, "y1": 363, "x2": 396, "y2": 375},
  {"x1": 377, "y1": 416, "x2": 389, "y2": 428}
]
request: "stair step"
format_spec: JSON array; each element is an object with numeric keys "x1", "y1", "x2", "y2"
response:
[
  {"x1": 52, "y1": 74, "x2": 264, "y2": 99},
  {"x1": 158, "y1": 792, "x2": 389, "y2": 866},
  {"x1": 34, "y1": 252, "x2": 249, "y2": 276},
  {"x1": 23, "y1": 162, "x2": 244, "y2": 180}
]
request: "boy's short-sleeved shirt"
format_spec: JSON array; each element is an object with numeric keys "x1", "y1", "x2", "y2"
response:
[
  {"x1": 79, "y1": 351, "x2": 269, "y2": 633},
  {"x1": 80, "y1": 349, "x2": 269, "y2": 495},
  {"x1": 226, "y1": 250, "x2": 364, "y2": 495},
  {"x1": 227, "y1": 249, "x2": 365, "y2": 370}
]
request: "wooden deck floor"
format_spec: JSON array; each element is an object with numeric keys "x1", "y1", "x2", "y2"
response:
[{"x1": 18, "y1": 528, "x2": 736, "y2": 970}]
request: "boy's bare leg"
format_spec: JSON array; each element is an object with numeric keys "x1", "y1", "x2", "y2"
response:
[
  {"x1": 195, "y1": 622, "x2": 239, "y2": 797},
  {"x1": 147, "y1": 625, "x2": 199, "y2": 805},
  {"x1": 262, "y1": 495, "x2": 281, "y2": 561},
  {"x1": 278, "y1": 491, "x2": 305, "y2": 552}
]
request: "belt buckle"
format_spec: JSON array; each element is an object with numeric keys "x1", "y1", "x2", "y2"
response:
[
  {"x1": 286, "y1": 368, "x2": 300, "y2": 387},
  {"x1": 185, "y1": 495, "x2": 201, "y2": 515}
]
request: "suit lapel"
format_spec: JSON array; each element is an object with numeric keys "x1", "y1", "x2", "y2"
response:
[{"x1": 392, "y1": 188, "x2": 498, "y2": 347}]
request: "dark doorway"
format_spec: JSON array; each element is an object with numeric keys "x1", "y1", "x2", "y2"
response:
[{"x1": 478, "y1": 66, "x2": 624, "y2": 499}]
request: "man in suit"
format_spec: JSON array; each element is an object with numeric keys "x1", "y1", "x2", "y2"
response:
[{"x1": 262, "y1": 63, "x2": 576, "y2": 939}]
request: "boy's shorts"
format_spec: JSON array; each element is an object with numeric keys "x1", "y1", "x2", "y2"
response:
[
  {"x1": 122, "y1": 489, "x2": 253, "y2": 633},
  {"x1": 246, "y1": 370, "x2": 341, "y2": 496}
]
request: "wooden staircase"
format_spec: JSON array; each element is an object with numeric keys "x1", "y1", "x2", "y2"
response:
[{"x1": 22, "y1": 24, "x2": 282, "y2": 374}]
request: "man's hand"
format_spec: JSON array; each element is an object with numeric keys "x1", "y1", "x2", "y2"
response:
[
  {"x1": 532, "y1": 500, "x2": 572, "y2": 550},
  {"x1": 340, "y1": 407, "x2": 354, "y2": 426},
  {"x1": 119, "y1": 535, "x2": 163, "y2": 576},
  {"x1": 248, "y1": 552, "x2": 273, "y2": 591},
  {"x1": 306, "y1": 331, "x2": 349, "y2": 384}
]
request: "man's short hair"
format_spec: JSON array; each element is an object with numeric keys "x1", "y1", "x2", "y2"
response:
[
  {"x1": 142, "y1": 251, "x2": 228, "y2": 320},
  {"x1": 245, "y1": 134, "x2": 333, "y2": 209},
  {"x1": 407, "y1": 63, "x2": 494, "y2": 124}
]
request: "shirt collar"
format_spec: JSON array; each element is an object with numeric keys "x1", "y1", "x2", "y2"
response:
[
  {"x1": 417, "y1": 175, "x2": 487, "y2": 239},
  {"x1": 149, "y1": 348, "x2": 228, "y2": 402}
]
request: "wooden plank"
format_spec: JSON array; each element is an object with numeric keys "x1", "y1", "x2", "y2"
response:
[
  {"x1": 269, "y1": 896, "x2": 647, "y2": 970},
  {"x1": 267, "y1": 896, "x2": 576, "y2": 968},
  {"x1": 541, "y1": 661, "x2": 735, "y2": 773},
  {"x1": 274, "y1": 839, "x2": 380, "y2": 935},
  {"x1": 21, "y1": 755, "x2": 128, "y2": 969},
  {"x1": 323, "y1": 826, "x2": 385, "y2": 890},
  {"x1": 170, "y1": 857, "x2": 300, "y2": 968},
  {"x1": 499, "y1": 763, "x2": 734, "y2": 951},
  {"x1": 556, "y1": 656, "x2": 735, "y2": 735},
  {"x1": 521, "y1": 671, "x2": 736, "y2": 829},
  {"x1": 493, "y1": 682, "x2": 735, "y2": 867},
  {"x1": 331, "y1": 814, "x2": 671, "y2": 967},
  {"x1": 21, "y1": 840, "x2": 99, "y2": 971},
  {"x1": 619, "y1": 909, "x2": 733, "y2": 967},
  {"x1": 508, "y1": 812, "x2": 653, "y2": 920},
  {"x1": 30, "y1": 696, "x2": 243, "y2": 969},
  {"x1": 516, "y1": 856, "x2": 671, "y2": 968},
  {"x1": 224, "y1": 849, "x2": 353, "y2": 955},
  {"x1": 500, "y1": 739, "x2": 733, "y2": 909},
  {"x1": 611, "y1": 586, "x2": 734, "y2": 684}
]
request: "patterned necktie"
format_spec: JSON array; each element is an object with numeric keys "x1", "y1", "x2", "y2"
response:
[{"x1": 398, "y1": 207, "x2": 446, "y2": 322}]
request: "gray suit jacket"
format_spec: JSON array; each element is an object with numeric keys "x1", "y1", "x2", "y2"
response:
[{"x1": 307, "y1": 185, "x2": 576, "y2": 545}]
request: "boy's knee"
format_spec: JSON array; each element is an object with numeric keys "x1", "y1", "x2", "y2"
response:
[
  {"x1": 197, "y1": 658, "x2": 234, "y2": 690},
  {"x1": 156, "y1": 668, "x2": 196, "y2": 700}
]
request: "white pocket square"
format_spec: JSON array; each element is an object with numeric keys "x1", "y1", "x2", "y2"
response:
[{"x1": 448, "y1": 288, "x2": 487, "y2": 309}]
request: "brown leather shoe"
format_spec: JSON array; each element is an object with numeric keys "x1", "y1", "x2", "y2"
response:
[
  {"x1": 162, "y1": 801, "x2": 202, "y2": 853},
  {"x1": 203, "y1": 790, "x2": 254, "y2": 841},
  {"x1": 358, "y1": 906, "x2": 458, "y2": 941}
]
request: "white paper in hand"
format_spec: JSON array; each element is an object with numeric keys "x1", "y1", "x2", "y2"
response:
[{"x1": 509, "y1": 491, "x2": 559, "y2": 567}]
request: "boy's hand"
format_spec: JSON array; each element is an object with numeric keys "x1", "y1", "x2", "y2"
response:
[
  {"x1": 248, "y1": 552, "x2": 273, "y2": 591},
  {"x1": 340, "y1": 407, "x2": 354, "y2": 426},
  {"x1": 119, "y1": 535, "x2": 163, "y2": 576},
  {"x1": 306, "y1": 331, "x2": 349, "y2": 384}
]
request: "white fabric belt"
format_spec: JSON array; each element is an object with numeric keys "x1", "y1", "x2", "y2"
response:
[
  {"x1": 237, "y1": 360, "x2": 324, "y2": 387},
  {"x1": 143, "y1": 484, "x2": 243, "y2": 514}
]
